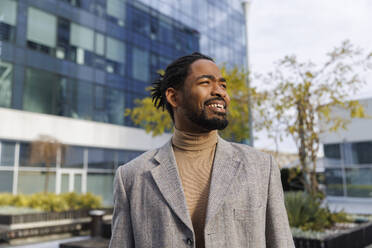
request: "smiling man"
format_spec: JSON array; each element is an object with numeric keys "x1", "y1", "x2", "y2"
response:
[{"x1": 109, "y1": 53, "x2": 294, "y2": 248}]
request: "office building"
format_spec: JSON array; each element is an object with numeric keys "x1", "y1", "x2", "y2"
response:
[
  {"x1": 0, "y1": 0, "x2": 246, "y2": 205},
  {"x1": 321, "y1": 98, "x2": 372, "y2": 212}
]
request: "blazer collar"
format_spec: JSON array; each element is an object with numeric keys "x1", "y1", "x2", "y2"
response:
[
  {"x1": 151, "y1": 136, "x2": 242, "y2": 231},
  {"x1": 151, "y1": 139, "x2": 193, "y2": 231},
  {"x1": 205, "y1": 137, "x2": 242, "y2": 226}
]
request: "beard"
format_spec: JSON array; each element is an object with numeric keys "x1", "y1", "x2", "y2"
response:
[{"x1": 185, "y1": 105, "x2": 229, "y2": 131}]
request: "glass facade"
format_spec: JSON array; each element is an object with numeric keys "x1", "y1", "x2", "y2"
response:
[
  {"x1": 0, "y1": 139, "x2": 143, "y2": 206},
  {"x1": 324, "y1": 141, "x2": 372, "y2": 198},
  {"x1": 135, "y1": 0, "x2": 246, "y2": 67},
  {"x1": 0, "y1": 0, "x2": 17, "y2": 42},
  {"x1": 0, "y1": 0, "x2": 247, "y2": 205},
  {"x1": 0, "y1": 0, "x2": 205, "y2": 127}
]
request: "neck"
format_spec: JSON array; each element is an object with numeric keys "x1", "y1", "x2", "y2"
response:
[{"x1": 172, "y1": 127, "x2": 218, "y2": 151}]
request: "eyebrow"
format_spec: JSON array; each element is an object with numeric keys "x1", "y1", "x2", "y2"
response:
[{"x1": 196, "y1": 74, "x2": 226, "y2": 82}]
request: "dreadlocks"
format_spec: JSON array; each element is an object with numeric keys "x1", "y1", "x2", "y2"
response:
[{"x1": 151, "y1": 52, "x2": 214, "y2": 121}]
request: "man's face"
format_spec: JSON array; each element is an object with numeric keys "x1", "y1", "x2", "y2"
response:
[{"x1": 176, "y1": 59, "x2": 230, "y2": 132}]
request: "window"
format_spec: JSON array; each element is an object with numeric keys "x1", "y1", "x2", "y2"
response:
[
  {"x1": 132, "y1": 47, "x2": 149, "y2": 82},
  {"x1": 27, "y1": 7, "x2": 57, "y2": 54},
  {"x1": 324, "y1": 168, "x2": 344, "y2": 196},
  {"x1": 345, "y1": 168, "x2": 372, "y2": 197},
  {"x1": 0, "y1": 171, "x2": 13, "y2": 192},
  {"x1": 87, "y1": 173, "x2": 114, "y2": 206},
  {"x1": 69, "y1": 22, "x2": 95, "y2": 65},
  {"x1": 130, "y1": 7, "x2": 150, "y2": 36},
  {"x1": 0, "y1": 61, "x2": 12, "y2": 108},
  {"x1": 73, "y1": 80, "x2": 93, "y2": 120},
  {"x1": 106, "y1": 37, "x2": 125, "y2": 75},
  {"x1": 62, "y1": 146, "x2": 84, "y2": 168},
  {"x1": 106, "y1": 88, "x2": 125, "y2": 125},
  {"x1": 324, "y1": 143, "x2": 341, "y2": 159},
  {"x1": 95, "y1": 33, "x2": 105, "y2": 56},
  {"x1": 19, "y1": 142, "x2": 57, "y2": 168},
  {"x1": 106, "y1": 0, "x2": 126, "y2": 26},
  {"x1": 23, "y1": 68, "x2": 62, "y2": 115},
  {"x1": 352, "y1": 141, "x2": 372, "y2": 164},
  {"x1": 0, "y1": 0, "x2": 17, "y2": 42},
  {"x1": 0, "y1": 141, "x2": 15, "y2": 166},
  {"x1": 17, "y1": 171, "x2": 56, "y2": 194},
  {"x1": 88, "y1": 148, "x2": 115, "y2": 169}
]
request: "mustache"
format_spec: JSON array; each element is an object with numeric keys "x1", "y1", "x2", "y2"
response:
[{"x1": 204, "y1": 97, "x2": 226, "y2": 106}]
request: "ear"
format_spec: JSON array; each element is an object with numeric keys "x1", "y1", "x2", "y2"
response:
[{"x1": 165, "y1": 87, "x2": 179, "y2": 108}]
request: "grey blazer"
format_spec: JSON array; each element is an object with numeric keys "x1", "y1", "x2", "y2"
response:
[{"x1": 109, "y1": 137, "x2": 294, "y2": 248}]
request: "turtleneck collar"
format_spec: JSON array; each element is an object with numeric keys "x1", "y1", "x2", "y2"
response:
[{"x1": 172, "y1": 128, "x2": 218, "y2": 151}]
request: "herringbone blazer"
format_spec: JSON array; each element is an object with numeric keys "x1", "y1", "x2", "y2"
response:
[{"x1": 109, "y1": 137, "x2": 295, "y2": 248}]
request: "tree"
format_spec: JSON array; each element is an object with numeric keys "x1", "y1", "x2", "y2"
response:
[
  {"x1": 256, "y1": 40, "x2": 372, "y2": 197},
  {"x1": 126, "y1": 66, "x2": 260, "y2": 142},
  {"x1": 30, "y1": 135, "x2": 65, "y2": 193}
]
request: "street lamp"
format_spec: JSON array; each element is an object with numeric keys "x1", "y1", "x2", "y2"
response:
[{"x1": 241, "y1": 0, "x2": 253, "y2": 146}]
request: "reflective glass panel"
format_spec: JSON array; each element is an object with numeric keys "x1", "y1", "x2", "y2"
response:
[
  {"x1": 107, "y1": 88, "x2": 125, "y2": 125},
  {"x1": 132, "y1": 47, "x2": 149, "y2": 82},
  {"x1": 95, "y1": 33, "x2": 105, "y2": 55},
  {"x1": 87, "y1": 173, "x2": 114, "y2": 206},
  {"x1": 73, "y1": 80, "x2": 93, "y2": 120},
  {"x1": 61, "y1": 173, "x2": 69, "y2": 193},
  {"x1": 19, "y1": 142, "x2": 57, "y2": 167},
  {"x1": 27, "y1": 7, "x2": 57, "y2": 48},
  {"x1": 351, "y1": 141, "x2": 372, "y2": 165},
  {"x1": 17, "y1": 171, "x2": 56, "y2": 194},
  {"x1": 74, "y1": 174, "x2": 82, "y2": 194},
  {"x1": 70, "y1": 23, "x2": 94, "y2": 51},
  {"x1": 62, "y1": 146, "x2": 84, "y2": 168},
  {"x1": 324, "y1": 168, "x2": 344, "y2": 196},
  {"x1": 0, "y1": 171, "x2": 13, "y2": 192},
  {"x1": 0, "y1": 141, "x2": 15, "y2": 166},
  {"x1": 0, "y1": 61, "x2": 12, "y2": 108},
  {"x1": 23, "y1": 68, "x2": 61, "y2": 115},
  {"x1": 107, "y1": 0, "x2": 126, "y2": 23},
  {"x1": 0, "y1": 0, "x2": 17, "y2": 26},
  {"x1": 346, "y1": 168, "x2": 372, "y2": 197},
  {"x1": 88, "y1": 148, "x2": 115, "y2": 169},
  {"x1": 106, "y1": 37, "x2": 125, "y2": 63}
]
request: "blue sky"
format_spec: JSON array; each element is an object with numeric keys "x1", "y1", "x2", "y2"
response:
[{"x1": 248, "y1": 0, "x2": 372, "y2": 152}]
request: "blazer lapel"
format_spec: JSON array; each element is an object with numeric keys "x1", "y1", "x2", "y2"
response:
[
  {"x1": 205, "y1": 137, "x2": 242, "y2": 226},
  {"x1": 150, "y1": 140, "x2": 193, "y2": 231}
]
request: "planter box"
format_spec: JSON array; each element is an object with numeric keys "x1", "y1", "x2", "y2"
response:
[
  {"x1": 294, "y1": 222, "x2": 372, "y2": 248},
  {"x1": 0, "y1": 208, "x2": 113, "y2": 225},
  {"x1": 0, "y1": 208, "x2": 113, "y2": 242}
]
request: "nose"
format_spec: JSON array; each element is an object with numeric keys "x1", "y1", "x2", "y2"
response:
[{"x1": 211, "y1": 82, "x2": 227, "y2": 98}]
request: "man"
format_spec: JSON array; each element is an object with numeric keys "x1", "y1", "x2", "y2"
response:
[{"x1": 109, "y1": 53, "x2": 294, "y2": 248}]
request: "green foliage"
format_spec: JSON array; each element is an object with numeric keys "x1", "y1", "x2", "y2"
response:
[
  {"x1": 0, "y1": 192, "x2": 102, "y2": 212},
  {"x1": 126, "y1": 66, "x2": 260, "y2": 142},
  {"x1": 285, "y1": 191, "x2": 350, "y2": 231}
]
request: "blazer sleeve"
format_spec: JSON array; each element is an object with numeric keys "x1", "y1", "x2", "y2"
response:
[
  {"x1": 109, "y1": 167, "x2": 135, "y2": 248},
  {"x1": 265, "y1": 156, "x2": 295, "y2": 248}
]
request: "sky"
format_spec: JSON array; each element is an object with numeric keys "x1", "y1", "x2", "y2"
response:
[{"x1": 248, "y1": 0, "x2": 372, "y2": 153}]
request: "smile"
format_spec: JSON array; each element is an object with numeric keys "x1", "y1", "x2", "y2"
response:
[{"x1": 206, "y1": 102, "x2": 226, "y2": 113}]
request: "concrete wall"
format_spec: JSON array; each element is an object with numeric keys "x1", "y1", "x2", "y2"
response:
[
  {"x1": 320, "y1": 98, "x2": 372, "y2": 144},
  {"x1": 0, "y1": 107, "x2": 171, "y2": 150}
]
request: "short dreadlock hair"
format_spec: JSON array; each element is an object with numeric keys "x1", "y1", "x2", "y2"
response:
[{"x1": 151, "y1": 52, "x2": 214, "y2": 121}]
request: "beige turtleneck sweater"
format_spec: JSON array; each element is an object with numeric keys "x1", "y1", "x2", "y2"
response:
[{"x1": 172, "y1": 128, "x2": 218, "y2": 248}]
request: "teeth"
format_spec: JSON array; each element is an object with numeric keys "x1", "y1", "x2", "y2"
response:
[{"x1": 209, "y1": 104, "x2": 224, "y2": 109}]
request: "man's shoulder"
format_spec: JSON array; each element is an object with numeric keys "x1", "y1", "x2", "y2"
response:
[
  {"x1": 222, "y1": 138, "x2": 271, "y2": 163},
  {"x1": 118, "y1": 148, "x2": 159, "y2": 174}
]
